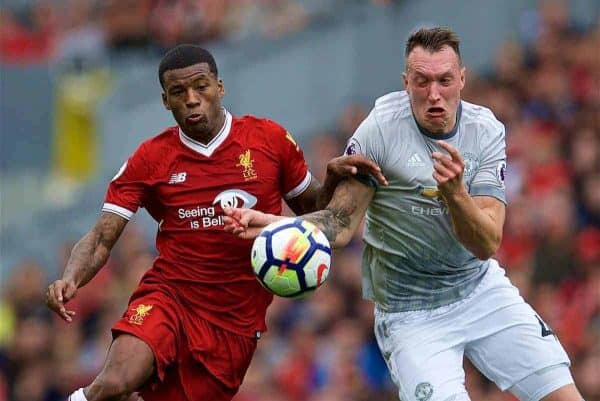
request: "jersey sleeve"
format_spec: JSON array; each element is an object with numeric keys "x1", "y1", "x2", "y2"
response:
[
  {"x1": 343, "y1": 109, "x2": 384, "y2": 187},
  {"x1": 469, "y1": 116, "x2": 507, "y2": 204},
  {"x1": 102, "y1": 143, "x2": 151, "y2": 219},
  {"x1": 272, "y1": 122, "x2": 311, "y2": 200}
]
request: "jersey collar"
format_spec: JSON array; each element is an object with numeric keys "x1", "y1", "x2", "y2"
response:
[
  {"x1": 178, "y1": 108, "x2": 232, "y2": 157},
  {"x1": 414, "y1": 102, "x2": 462, "y2": 140}
]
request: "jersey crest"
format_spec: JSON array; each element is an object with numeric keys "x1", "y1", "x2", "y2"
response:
[
  {"x1": 237, "y1": 149, "x2": 258, "y2": 181},
  {"x1": 129, "y1": 304, "x2": 153, "y2": 325}
]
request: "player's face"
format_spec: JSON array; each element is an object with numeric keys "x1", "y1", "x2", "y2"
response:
[
  {"x1": 162, "y1": 63, "x2": 225, "y2": 140},
  {"x1": 403, "y1": 45, "x2": 465, "y2": 134}
]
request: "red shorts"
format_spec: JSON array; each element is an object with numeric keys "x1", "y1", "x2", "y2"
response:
[{"x1": 112, "y1": 281, "x2": 257, "y2": 401}]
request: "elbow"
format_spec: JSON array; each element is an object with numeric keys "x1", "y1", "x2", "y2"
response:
[
  {"x1": 473, "y1": 249, "x2": 495, "y2": 261},
  {"x1": 473, "y1": 235, "x2": 502, "y2": 261}
]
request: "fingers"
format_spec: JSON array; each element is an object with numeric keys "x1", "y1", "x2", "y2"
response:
[
  {"x1": 348, "y1": 155, "x2": 379, "y2": 171},
  {"x1": 64, "y1": 282, "x2": 77, "y2": 300},
  {"x1": 432, "y1": 171, "x2": 445, "y2": 184},
  {"x1": 223, "y1": 216, "x2": 238, "y2": 232},
  {"x1": 437, "y1": 141, "x2": 464, "y2": 167},
  {"x1": 371, "y1": 169, "x2": 389, "y2": 186},
  {"x1": 342, "y1": 155, "x2": 389, "y2": 186},
  {"x1": 223, "y1": 217, "x2": 262, "y2": 240},
  {"x1": 432, "y1": 153, "x2": 463, "y2": 176},
  {"x1": 223, "y1": 208, "x2": 266, "y2": 240},
  {"x1": 61, "y1": 310, "x2": 76, "y2": 322},
  {"x1": 223, "y1": 216, "x2": 244, "y2": 233},
  {"x1": 238, "y1": 210, "x2": 256, "y2": 227},
  {"x1": 223, "y1": 206, "x2": 241, "y2": 220},
  {"x1": 52, "y1": 281, "x2": 65, "y2": 303},
  {"x1": 432, "y1": 161, "x2": 455, "y2": 181},
  {"x1": 46, "y1": 281, "x2": 77, "y2": 323},
  {"x1": 237, "y1": 227, "x2": 263, "y2": 240}
]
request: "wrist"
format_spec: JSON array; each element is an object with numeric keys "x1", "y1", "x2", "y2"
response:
[
  {"x1": 443, "y1": 187, "x2": 469, "y2": 204},
  {"x1": 62, "y1": 272, "x2": 80, "y2": 287},
  {"x1": 268, "y1": 214, "x2": 285, "y2": 224}
]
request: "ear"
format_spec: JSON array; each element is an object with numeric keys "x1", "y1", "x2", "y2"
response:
[
  {"x1": 217, "y1": 79, "x2": 225, "y2": 99},
  {"x1": 162, "y1": 92, "x2": 170, "y2": 110},
  {"x1": 459, "y1": 66, "x2": 466, "y2": 90},
  {"x1": 402, "y1": 71, "x2": 409, "y2": 91}
]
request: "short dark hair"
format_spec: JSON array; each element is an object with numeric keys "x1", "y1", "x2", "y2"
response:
[
  {"x1": 405, "y1": 27, "x2": 461, "y2": 61},
  {"x1": 158, "y1": 44, "x2": 218, "y2": 88}
]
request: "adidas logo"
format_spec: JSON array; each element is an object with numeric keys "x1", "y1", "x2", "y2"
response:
[
  {"x1": 407, "y1": 153, "x2": 425, "y2": 167},
  {"x1": 168, "y1": 172, "x2": 187, "y2": 184}
]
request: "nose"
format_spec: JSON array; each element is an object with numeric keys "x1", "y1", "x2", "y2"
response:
[
  {"x1": 427, "y1": 82, "x2": 441, "y2": 103},
  {"x1": 185, "y1": 88, "x2": 201, "y2": 108}
]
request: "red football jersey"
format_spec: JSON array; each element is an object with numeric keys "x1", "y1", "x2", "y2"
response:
[{"x1": 103, "y1": 110, "x2": 310, "y2": 337}]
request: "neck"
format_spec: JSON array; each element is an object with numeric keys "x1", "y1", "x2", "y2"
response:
[{"x1": 184, "y1": 110, "x2": 226, "y2": 144}]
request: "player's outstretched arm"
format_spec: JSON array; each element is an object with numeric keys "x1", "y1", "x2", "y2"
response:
[
  {"x1": 223, "y1": 177, "x2": 374, "y2": 245},
  {"x1": 286, "y1": 155, "x2": 387, "y2": 215},
  {"x1": 303, "y1": 177, "x2": 374, "y2": 248},
  {"x1": 46, "y1": 212, "x2": 128, "y2": 322},
  {"x1": 223, "y1": 207, "x2": 284, "y2": 240}
]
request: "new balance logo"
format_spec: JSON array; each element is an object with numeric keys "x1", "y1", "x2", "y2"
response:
[
  {"x1": 168, "y1": 172, "x2": 187, "y2": 184},
  {"x1": 536, "y1": 315, "x2": 555, "y2": 337},
  {"x1": 407, "y1": 153, "x2": 425, "y2": 167}
]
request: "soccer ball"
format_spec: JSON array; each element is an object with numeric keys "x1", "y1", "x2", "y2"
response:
[{"x1": 251, "y1": 217, "x2": 331, "y2": 298}]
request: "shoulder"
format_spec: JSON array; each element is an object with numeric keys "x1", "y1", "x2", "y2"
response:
[
  {"x1": 360, "y1": 91, "x2": 412, "y2": 141},
  {"x1": 139, "y1": 126, "x2": 179, "y2": 149},
  {"x1": 234, "y1": 115, "x2": 292, "y2": 149},
  {"x1": 234, "y1": 115, "x2": 287, "y2": 134},
  {"x1": 461, "y1": 100, "x2": 505, "y2": 137},
  {"x1": 132, "y1": 126, "x2": 179, "y2": 161},
  {"x1": 373, "y1": 91, "x2": 413, "y2": 123}
]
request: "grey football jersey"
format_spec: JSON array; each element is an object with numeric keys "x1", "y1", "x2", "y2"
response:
[{"x1": 346, "y1": 91, "x2": 507, "y2": 312}]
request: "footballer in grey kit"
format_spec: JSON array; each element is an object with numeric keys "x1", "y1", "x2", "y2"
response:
[
  {"x1": 350, "y1": 91, "x2": 507, "y2": 312},
  {"x1": 224, "y1": 27, "x2": 583, "y2": 401}
]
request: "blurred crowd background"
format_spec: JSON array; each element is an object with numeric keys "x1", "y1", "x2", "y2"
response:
[{"x1": 1, "y1": 0, "x2": 599, "y2": 400}]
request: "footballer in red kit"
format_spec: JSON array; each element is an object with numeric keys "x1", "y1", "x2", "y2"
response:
[
  {"x1": 107, "y1": 112, "x2": 311, "y2": 398},
  {"x1": 106, "y1": 113, "x2": 310, "y2": 338},
  {"x1": 46, "y1": 44, "x2": 387, "y2": 401}
]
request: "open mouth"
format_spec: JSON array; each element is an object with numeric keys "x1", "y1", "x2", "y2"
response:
[
  {"x1": 186, "y1": 113, "x2": 205, "y2": 125},
  {"x1": 426, "y1": 107, "x2": 445, "y2": 117},
  {"x1": 427, "y1": 107, "x2": 445, "y2": 113}
]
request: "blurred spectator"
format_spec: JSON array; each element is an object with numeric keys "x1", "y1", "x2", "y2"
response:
[
  {"x1": 0, "y1": 0, "x2": 313, "y2": 64},
  {"x1": 103, "y1": 0, "x2": 152, "y2": 53},
  {"x1": 0, "y1": 5, "x2": 57, "y2": 63},
  {"x1": 55, "y1": 0, "x2": 107, "y2": 71},
  {"x1": 226, "y1": 0, "x2": 308, "y2": 41}
]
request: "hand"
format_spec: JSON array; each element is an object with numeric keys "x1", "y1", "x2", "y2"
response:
[
  {"x1": 223, "y1": 207, "x2": 279, "y2": 240},
  {"x1": 327, "y1": 155, "x2": 388, "y2": 186},
  {"x1": 432, "y1": 140, "x2": 467, "y2": 198},
  {"x1": 46, "y1": 279, "x2": 77, "y2": 322}
]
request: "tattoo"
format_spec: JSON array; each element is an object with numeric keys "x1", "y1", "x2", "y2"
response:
[
  {"x1": 305, "y1": 205, "x2": 354, "y2": 243},
  {"x1": 303, "y1": 177, "x2": 369, "y2": 245},
  {"x1": 64, "y1": 213, "x2": 127, "y2": 287}
]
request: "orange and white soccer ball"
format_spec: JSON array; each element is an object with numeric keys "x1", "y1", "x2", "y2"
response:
[{"x1": 251, "y1": 217, "x2": 331, "y2": 298}]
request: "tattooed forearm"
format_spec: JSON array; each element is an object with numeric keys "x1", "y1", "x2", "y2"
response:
[
  {"x1": 302, "y1": 176, "x2": 374, "y2": 247},
  {"x1": 305, "y1": 204, "x2": 355, "y2": 244},
  {"x1": 63, "y1": 213, "x2": 127, "y2": 287}
]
